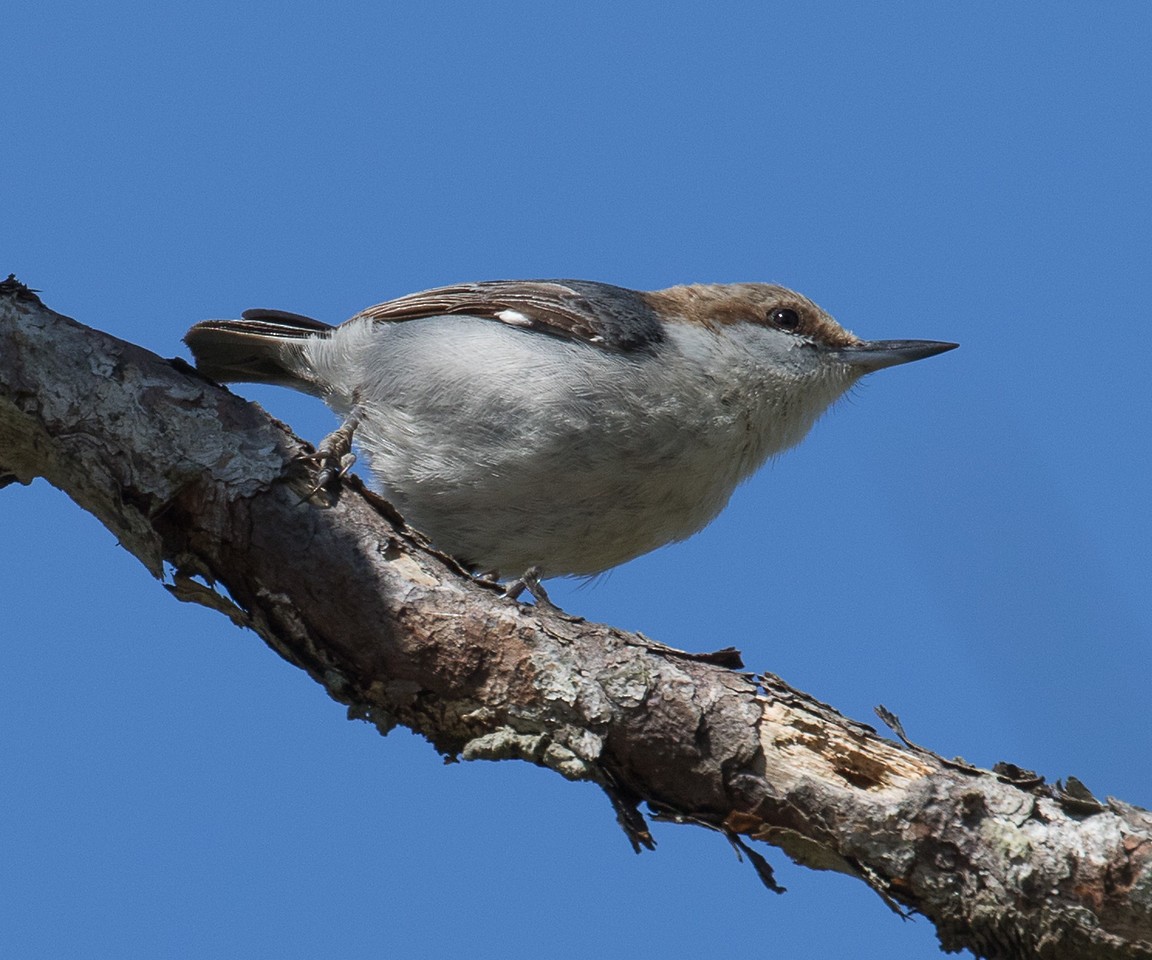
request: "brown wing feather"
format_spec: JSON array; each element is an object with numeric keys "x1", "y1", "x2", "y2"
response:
[{"x1": 349, "y1": 279, "x2": 663, "y2": 351}]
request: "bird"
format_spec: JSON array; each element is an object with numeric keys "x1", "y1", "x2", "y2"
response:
[{"x1": 185, "y1": 279, "x2": 956, "y2": 602}]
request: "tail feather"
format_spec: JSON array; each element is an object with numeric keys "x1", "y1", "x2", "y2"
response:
[
  {"x1": 185, "y1": 310, "x2": 334, "y2": 390},
  {"x1": 238, "y1": 308, "x2": 335, "y2": 333}
]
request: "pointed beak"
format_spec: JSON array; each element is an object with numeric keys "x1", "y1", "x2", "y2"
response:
[{"x1": 835, "y1": 339, "x2": 958, "y2": 372}]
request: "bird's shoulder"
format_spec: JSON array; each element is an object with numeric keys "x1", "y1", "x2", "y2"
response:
[{"x1": 349, "y1": 279, "x2": 664, "y2": 351}]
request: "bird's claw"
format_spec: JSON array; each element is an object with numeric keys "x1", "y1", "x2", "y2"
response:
[
  {"x1": 305, "y1": 451, "x2": 356, "y2": 496},
  {"x1": 503, "y1": 565, "x2": 557, "y2": 609},
  {"x1": 298, "y1": 409, "x2": 361, "y2": 499}
]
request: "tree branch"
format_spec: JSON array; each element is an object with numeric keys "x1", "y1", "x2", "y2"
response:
[{"x1": 2, "y1": 277, "x2": 1149, "y2": 959}]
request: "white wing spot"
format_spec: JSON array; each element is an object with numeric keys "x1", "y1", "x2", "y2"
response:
[{"x1": 496, "y1": 309, "x2": 533, "y2": 327}]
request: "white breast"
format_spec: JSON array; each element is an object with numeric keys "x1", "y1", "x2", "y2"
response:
[{"x1": 304, "y1": 315, "x2": 850, "y2": 577}]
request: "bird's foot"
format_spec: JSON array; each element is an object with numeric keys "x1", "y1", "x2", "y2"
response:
[
  {"x1": 503, "y1": 565, "x2": 557, "y2": 610},
  {"x1": 299, "y1": 408, "x2": 361, "y2": 498}
]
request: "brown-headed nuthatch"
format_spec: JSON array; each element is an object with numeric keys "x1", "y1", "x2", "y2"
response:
[{"x1": 186, "y1": 280, "x2": 956, "y2": 602}]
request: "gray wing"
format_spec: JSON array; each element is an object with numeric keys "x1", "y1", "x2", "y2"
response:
[{"x1": 349, "y1": 279, "x2": 664, "y2": 351}]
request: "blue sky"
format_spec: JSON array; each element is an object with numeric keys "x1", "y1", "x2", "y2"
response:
[{"x1": 3, "y1": 3, "x2": 1150, "y2": 958}]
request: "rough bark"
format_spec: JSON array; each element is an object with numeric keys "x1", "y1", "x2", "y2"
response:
[{"x1": 2, "y1": 276, "x2": 1149, "y2": 960}]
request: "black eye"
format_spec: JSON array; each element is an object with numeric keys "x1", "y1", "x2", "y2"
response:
[{"x1": 770, "y1": 307, "x2": 801, "y2": 330}]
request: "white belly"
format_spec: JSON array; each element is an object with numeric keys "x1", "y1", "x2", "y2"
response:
[{"x1": 307, "y1": 316, "x2": 836, "y2": 577}]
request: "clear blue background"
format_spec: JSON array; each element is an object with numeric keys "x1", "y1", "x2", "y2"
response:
[{"x1": 3, "y1": 3, "x2": 1150, "y2": 958}]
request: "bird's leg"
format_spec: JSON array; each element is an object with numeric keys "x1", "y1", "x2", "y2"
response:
[
  {"x1": 304, "y1": 405, "x2": 362, "y2": 494},
  {"x1": 503, "y1": 565, "x2": 556, "y2": 608}
]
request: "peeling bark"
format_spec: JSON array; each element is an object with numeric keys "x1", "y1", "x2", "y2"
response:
[{"x1": 2, "y1": 277, "x2": 1150, "y2": 959}]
